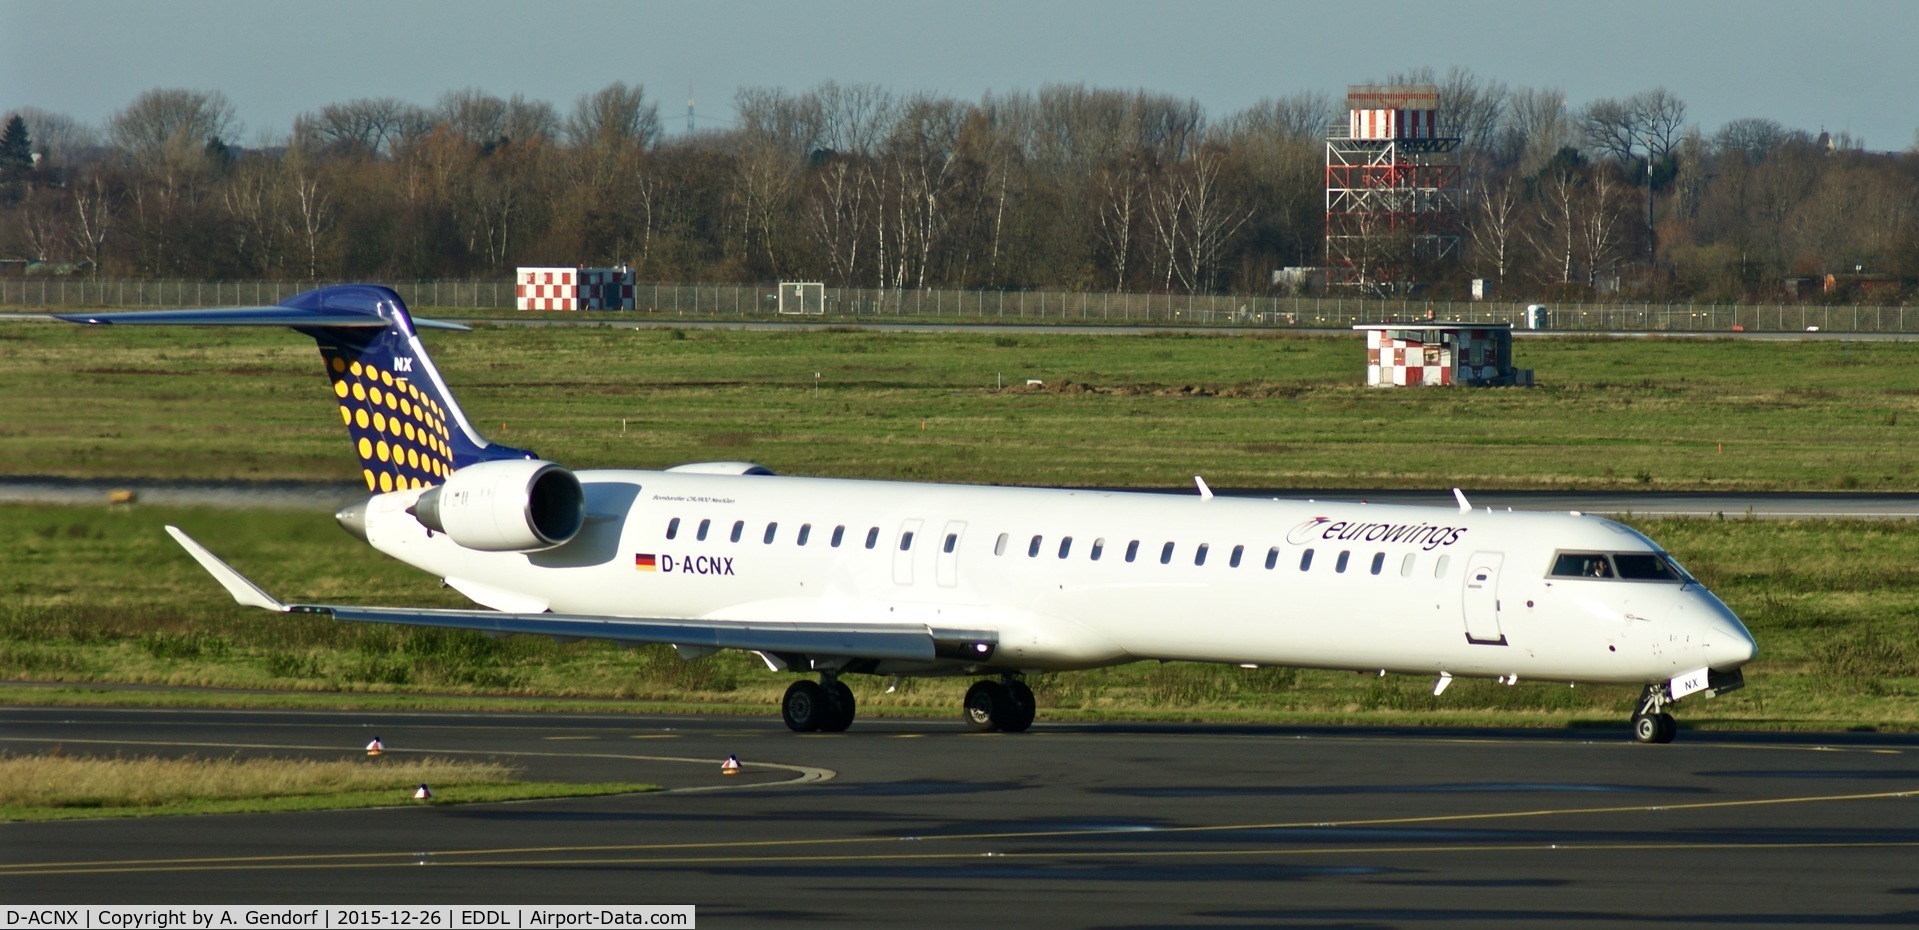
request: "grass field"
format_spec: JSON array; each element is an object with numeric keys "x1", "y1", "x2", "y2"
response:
[
  {"x1": 5, "y1": 320, "x2": 1919, "y2": 489},
  {"x1": 0, "y1": 751, "x2": 656, "y2": 821},
  {"x1": 3, "y1": 320, "x2": 1917, "y2": 732}
]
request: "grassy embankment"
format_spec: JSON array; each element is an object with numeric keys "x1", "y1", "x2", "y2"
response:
[{"x1": 1, "y1": 321, "x2": 1916, "y2": 731}]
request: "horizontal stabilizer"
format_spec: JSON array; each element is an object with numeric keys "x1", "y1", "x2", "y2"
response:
[{"x1": 164, "y1": 526, "x2": 287, "y2": 612}]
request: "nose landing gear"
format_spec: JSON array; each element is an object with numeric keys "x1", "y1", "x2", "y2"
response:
[
  {"x1": 1631, "y1": 682, "x2": 1677, "y2": 744},
  {"x1": 963, "y1": 676, "x2": 1036, "y2": 733}
]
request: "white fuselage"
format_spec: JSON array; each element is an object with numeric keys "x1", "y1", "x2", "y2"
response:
[{"x1": 358, "y1": 471, "x2": 1756, "y2": 685}]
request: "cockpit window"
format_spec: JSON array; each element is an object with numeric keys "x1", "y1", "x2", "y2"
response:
[
  {"x1": 1552, "y1": 553, "x2": 1613, "y2": 578},
  {"x1": 1614, "y1": 553, "x2": 1684, "y2": 581},
  {"x1": 1551, "y1": 551, "x2": 1688, "y2": 582}
]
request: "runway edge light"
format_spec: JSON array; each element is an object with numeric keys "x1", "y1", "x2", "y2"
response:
[
  {"x1": 367, "y1": 737, "x2": 385, "y2": 757},
  {"x1": 721, "y1": 754, "x2": 742, "y2": 775},
  {"x1": 414, "y1": 784, "x2": 433, "y2": 800}
]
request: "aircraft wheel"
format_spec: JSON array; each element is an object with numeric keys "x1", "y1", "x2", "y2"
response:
[
  {"x1": 782, "y1": 680, "x2": 829, "y2": 732},
  {"x1": 1655, "y1": 712, "x2": 1677, "y2": 744},
  {"x1": 1000, "y1": 680, "x2": 1036, "y2": 733},
  {"x1": 1631, "y1": 710, "x2": 1675, "y2": 744},
  {"x1": 963, "y1": 680, "x2": 1006, "y2": 732},
  {"x1": 818, "y1": 680, "x2": 856, "y2": 733}
]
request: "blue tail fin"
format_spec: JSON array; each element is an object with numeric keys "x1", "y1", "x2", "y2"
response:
[{"x1": 58, "y1": 285, "x2": 537, "y2": 492}]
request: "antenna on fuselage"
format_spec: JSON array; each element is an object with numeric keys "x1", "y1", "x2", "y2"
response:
[
  {"x1": 1453, "y1": 488, "x2": 1471, "y2": 512},
  {"x1": 1195, "y1": 476, "x2": 1214, "y2": 500}
]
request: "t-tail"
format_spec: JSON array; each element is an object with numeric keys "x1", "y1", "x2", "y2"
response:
[{"x1": 57, "y1": 284, "x2": 536, "y2": 491}]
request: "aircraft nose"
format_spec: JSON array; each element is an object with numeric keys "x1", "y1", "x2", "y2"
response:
[
  {"x1": 335, "y1": 499, "x2": 369, "y2": 543},
  {"x1": 1712, "y1": 618, "x2": 1759, "y2": 667}
]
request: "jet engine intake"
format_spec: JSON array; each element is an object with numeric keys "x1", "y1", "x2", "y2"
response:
[{"x1": 410, "y1": 459, "x2": 584, "y2": 552}]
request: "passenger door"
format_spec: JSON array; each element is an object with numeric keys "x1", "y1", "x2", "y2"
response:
[{"x1": 1461, "y1": 551, "x2": 1508, "y2": 646}]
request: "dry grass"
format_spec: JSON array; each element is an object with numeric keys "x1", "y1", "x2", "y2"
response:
[{"x1": 0, "y1": 751, "x2": 514, "y2": 809}]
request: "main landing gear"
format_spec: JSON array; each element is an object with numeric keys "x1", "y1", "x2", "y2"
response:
[
  {"x1": 1631, "y1": 682, "x2": 1678, "y2": 744},
  {"x1": 782, "y1": 675, "x2": 856, "y2": 732},
  {"x1": 780, "y1": 673, "x2": 1037, "y2": 733},
  {"x1": 963, "y1": 676, "x2": 1035, "y2": 733}
]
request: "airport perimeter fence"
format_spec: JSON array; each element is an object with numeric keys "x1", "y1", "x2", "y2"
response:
[{"x1": 4, "y1": 277, "x2": 1915, "y2": 333}]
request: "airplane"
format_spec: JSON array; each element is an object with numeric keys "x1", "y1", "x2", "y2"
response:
[{"x1": 58, "y1": 284, "x2": 1756, "y2": 743}]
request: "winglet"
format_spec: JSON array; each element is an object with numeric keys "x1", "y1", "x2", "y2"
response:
[
  {"x1": 1195, "y1": 476, "x2": 1214, "y2": 501},
  {"x1": 164, "y1": 526, "x2": 287, "y2": 612},
  {"x1": 1453, "y1": 488, "x2": 1472, "y2": 512}
]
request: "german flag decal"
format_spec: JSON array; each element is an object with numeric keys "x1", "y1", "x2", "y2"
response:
[{"x1": 634, "y1": 553, "x2": 658, "y2": 572}]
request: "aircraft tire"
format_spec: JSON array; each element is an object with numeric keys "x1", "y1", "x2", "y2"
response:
[
  {"x1": 782, "y1": 680, "x2": 830, "y2": 732},
  {"x1": 963, "y1": 680, "x2": 1006, "y2": 732},
  {"x1": 819, "y1": 680, "x2": 856, "y2": 733},
  {"x1": 1000, "y1": 680, "x2": 1036, "y2": 733},
  {"x1": 1631, "y1": 710, "x2": 1677, "y2": 744}
]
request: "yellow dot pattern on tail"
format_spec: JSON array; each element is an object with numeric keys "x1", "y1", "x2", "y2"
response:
[{"x1": 324, "y1": 349, "x2": 455, "y2": 491}]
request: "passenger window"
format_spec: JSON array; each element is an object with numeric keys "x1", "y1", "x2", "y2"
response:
[
  {"x1": 1229, "y1": 545, "x2": 1243, "y2": 568},
  {"x1": 1300, "y1": 549, "x2": 1314, "y2": 571},
  {"x1": 763, "y1": 522, "x2": 778, "y2": 544},
  {"x1": 1370, "y1": 552, "x2": 1385, "y2": 575},
  {"x1": 943, "y1": 533, "x2": 958, "y2": 554},
  {"x1": 994, "y1": 532, "x2": 1008, "y2": 556},
  {"x1": 1058, "y1": 536, "x2": 1073, "y2": 559},
  {"x1": 1336, "y1": 551, "x2": 1350, "y2": 573},
  {"x1": 899, "y1": 530, "x2": 914, "y2": 551},
  {"x1": 1159, "y1": 542, "x2": 1175, "y2": 565},
  {"x1": 730, "y1": 520, "x2": 744, "y2": 543},
  {"x1": 1194, "y1": 543, "x2": 1209, "y2": 566},
  {"x1": 665, "y1": 517, "x2": 680, "y2": 540},
  {"x1": 1400, "y1": 552, "x2": 1417, "y2": 577},
  {"x1": 797, "y1": 523, "x2": 811, "y2": 546},
  {"x1": 697, "y1": 518, "x2": 711, "y2": 541},
  {"x1": 1553, "y1": 553, "x2": 1613, "y2": 579},
  {"x1": 1125, "y1": 540, "x2": 1140, "y2": 562},
  {"x1": 1090, "y1": 538, "x2": 1105, "y2": 561},
  {"x1": 864, "y1": 527, "x2": 879, "y2": 549},
  {"x1": 831, "y1": 525, "x2": 845, "y2": 548},
  {"x1": 1434, "y1": 554, "x2": 1451, "y2": 578},
  {"x1": 1029, "y1": 535, "x2": 1042, "y2": 557}
]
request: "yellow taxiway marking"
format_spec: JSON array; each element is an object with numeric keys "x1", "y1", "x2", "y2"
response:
[
  {"x1": 542, "y1": 736, "x2": 597, "y2": 741},
  {"x1": 6, "y1": 784, "x2": 1913, "y2": 877},
  {"x1": 627, "y1": 734, "x2": 680, "y2": 740}
]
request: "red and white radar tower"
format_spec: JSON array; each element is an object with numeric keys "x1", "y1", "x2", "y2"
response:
[{"x1": 1325, "y1": 85, "x2": 1461, "y2": 293}]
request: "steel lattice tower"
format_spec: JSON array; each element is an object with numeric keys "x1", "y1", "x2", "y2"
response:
[{"x1": 1325, "y1": 85, "x2": 1461, "y2": 293}]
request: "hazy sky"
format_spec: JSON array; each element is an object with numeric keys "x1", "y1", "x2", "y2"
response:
[{"x1": 5, "y1": 0, "x2": 1916, "y2": 151}]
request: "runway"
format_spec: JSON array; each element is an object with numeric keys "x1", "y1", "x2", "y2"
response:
[{"x1": 5, "y1": 707, "x2": 1917, "y2": 926}]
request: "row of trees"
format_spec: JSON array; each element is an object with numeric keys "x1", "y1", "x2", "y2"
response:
[{"x1": 3, "y1": 72, "x2": 1917, "y2": 301}]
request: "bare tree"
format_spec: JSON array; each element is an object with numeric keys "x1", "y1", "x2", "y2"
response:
[
  {"x1": 5, "y1": 107, "x2": 98, "y2": 169},
  {"x1": 1502, "y1": 87, "x2": 1575, "y2": 177},
  {"x1": 108, "y1": 89, "x2": 239, "y2": 160},
  {"x1": 1712, "y1": 118, "x2": 1801, "y2": 164},
  {"x1": 68, "y1": 167, "x2": 114, "y2": 271},
  {"x1": 1466, "y1": 175, "x2": 1525, "y2": 284},
  {"x1": 1579, "y1": 88, "x2": 1688, "y2": 163},
  {"x1": 565, "y1": 82, "x2": 661, "y2": 153},
  {"x1": 303, "y1": 98, "x2": 425, "y2": 157}
]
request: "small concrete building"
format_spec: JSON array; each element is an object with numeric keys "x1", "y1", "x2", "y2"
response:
[{"x1": 1355, "y1": 323, "x2": 1533, "y2": 387}]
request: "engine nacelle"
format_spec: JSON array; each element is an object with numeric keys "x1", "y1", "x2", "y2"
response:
[{"x1": 410, "y1": 459, "x2": 584, "y2": 552}]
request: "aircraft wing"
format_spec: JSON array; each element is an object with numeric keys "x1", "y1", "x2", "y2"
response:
[{"x1": 165, "y1": 526, "x2": 996, "y2": 664}]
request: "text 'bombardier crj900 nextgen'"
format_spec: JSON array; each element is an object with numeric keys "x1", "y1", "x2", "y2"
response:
[{"x1": 59, "y1": 285, "x2": 1756, "y2": 742}]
